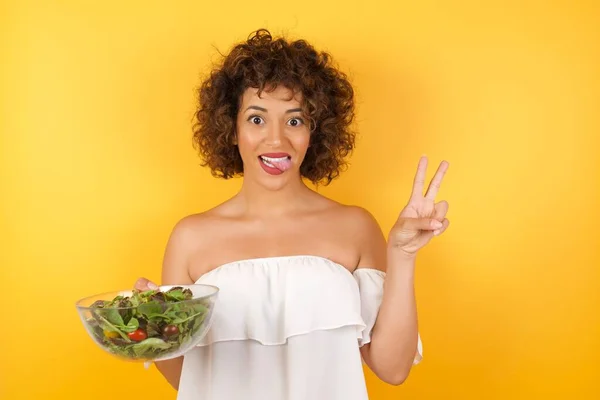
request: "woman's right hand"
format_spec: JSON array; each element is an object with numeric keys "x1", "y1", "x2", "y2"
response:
[{"x1": 134, "y1": 277, "x2": 159, "y2": 291}]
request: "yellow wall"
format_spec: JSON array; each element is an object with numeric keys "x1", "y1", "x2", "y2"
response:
[{"x1": 1, "y1": 1, "x2": 599, "y2": 399}]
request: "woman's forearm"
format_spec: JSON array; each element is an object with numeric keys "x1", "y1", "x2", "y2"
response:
[
  {"x1": 154, "y1": 356, "x2": 184, "y2": 390},
  {"x1": 366, "y1": 250, "x2": 419, "y2": 385}
]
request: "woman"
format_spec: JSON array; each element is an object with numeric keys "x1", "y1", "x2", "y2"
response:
[{"x1": 135, "y1": 29, "x2": 450, "y2": 400}]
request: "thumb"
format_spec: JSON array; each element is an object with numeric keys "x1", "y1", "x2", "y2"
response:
[{"x1": 134, "y1": 277, "x2": 159, "y2": 291}]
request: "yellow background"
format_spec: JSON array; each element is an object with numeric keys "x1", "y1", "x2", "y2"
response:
[{"x1": 1, "y1": 1, "x2": 599, "y2": 399}]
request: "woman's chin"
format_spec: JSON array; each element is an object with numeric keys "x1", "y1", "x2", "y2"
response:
[{"x1": 245, "y1": 170, "x2": 301, "y2": 191}]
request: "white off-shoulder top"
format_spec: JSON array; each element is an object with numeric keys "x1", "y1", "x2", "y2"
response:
[{"x1": 175, "y1": 255, "x2": 423, "y2": 400}]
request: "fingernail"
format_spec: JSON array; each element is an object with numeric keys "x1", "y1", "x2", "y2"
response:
[
  {"x1": 433, "y1": 229, "x2": 440, "y2": 236},
  {"x1": 432, "y1": 220, "x2": 443, "y2": 229},
  {"x1": 148, "y1": 282, "x2": 158, "y2": 290}
]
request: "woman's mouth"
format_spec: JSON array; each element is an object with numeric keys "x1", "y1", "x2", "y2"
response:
[{"x1": 258, "y1": 153, "x2": 292, "y2": 175}]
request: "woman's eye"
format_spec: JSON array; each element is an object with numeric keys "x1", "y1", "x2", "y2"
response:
[
  {"x1": 249, "y1": 116, "x2": 263, "y2": 125},
  {"x1": 288, "y1": 118, "x2": 304, "y2": 127}
]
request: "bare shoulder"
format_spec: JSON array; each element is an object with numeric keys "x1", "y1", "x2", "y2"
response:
[
  {"x1": 161, "y1": 207, "x2": 228, "y2": 285},
  {"x1": 338, "y1": 204, "x2": 379, "y2": 225},
  {"x1": 335, "y1": 204, "x2": 388, "y2": 272},
  {"x1": 311, "y1": 197, "x2": 382, "y2": 236},
  {"x1": 329, "y1": 203, "x2": 382, "y2": 237},
  {"x1": 168, "y1": 199, "x2": 236, "y2": 239},
  {"x1": 165, "y1": 213, "x2": 211, "y2": 250}
]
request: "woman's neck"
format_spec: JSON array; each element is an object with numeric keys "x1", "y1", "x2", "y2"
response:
[{"x1": 236, "y1": 176, "x2": 315, "y2": 217}]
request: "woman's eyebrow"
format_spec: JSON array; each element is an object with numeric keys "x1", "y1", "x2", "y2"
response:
[
  {"x1": 245, "y1": 105, "x2": 267, "y2": 113},
  {"x1": 244, "y1": 106, "x2": 303, "y2": 114}
]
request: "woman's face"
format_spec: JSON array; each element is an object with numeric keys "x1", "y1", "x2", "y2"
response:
[{"x1": 235, "y1": 85, "x2": 311, "y2": 190}]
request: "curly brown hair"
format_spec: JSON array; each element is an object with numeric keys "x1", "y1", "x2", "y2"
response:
[{"x1": 192, "y1": 29, "x2": 356, "y2": 186}]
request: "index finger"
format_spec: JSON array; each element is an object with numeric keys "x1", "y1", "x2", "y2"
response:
[{"x1": 410, "y1": 156, "x2": 428, "y2": 200}]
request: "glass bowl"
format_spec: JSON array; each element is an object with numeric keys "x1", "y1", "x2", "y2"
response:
[{"x1": 75, "y1": 284, "x2": 218, "y2": 362}]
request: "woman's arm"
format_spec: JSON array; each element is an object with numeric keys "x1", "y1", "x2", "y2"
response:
[
  {"x1": 353, "y1": 209, "x2": 420, "y2": 386},
  {"x1": 357, "y1": 156, "x2": 450, "y2": 385},
  {"x1": 359, "y1": 249, "x2": 420, "y2": 385},
  {"x1": 136, "y1": 217, "x2": 198, "y2": 390}
]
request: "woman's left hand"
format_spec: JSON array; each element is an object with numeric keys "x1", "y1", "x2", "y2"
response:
[{"x1": 388, "y1": 156, "x2": 450, "y2": 258}]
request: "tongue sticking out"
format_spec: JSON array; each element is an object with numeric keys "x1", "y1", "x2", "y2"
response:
[{"x1": 268, "y1": 157, "x2": 292, "y2": 172}]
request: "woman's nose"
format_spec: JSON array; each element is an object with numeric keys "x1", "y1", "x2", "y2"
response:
[{"x1": 265, "y1": 122, "x2": 283, "y2": 146}]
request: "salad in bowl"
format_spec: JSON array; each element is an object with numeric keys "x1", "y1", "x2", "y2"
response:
[{"x1": 76, "y1": 284, "x2": 218, "y2": 362}]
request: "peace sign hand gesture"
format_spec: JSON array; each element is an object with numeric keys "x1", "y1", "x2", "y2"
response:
[{"x1": 388, "y1": 156, "x2": 450, "y2": 258}]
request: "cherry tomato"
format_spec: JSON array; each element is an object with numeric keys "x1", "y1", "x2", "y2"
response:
[
  {"x1": 127, "y1": 328, "x2": 147, "y2": 342},
  {"x1": 163, "y1": 324, "x2": 179, "y2": 337}
]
